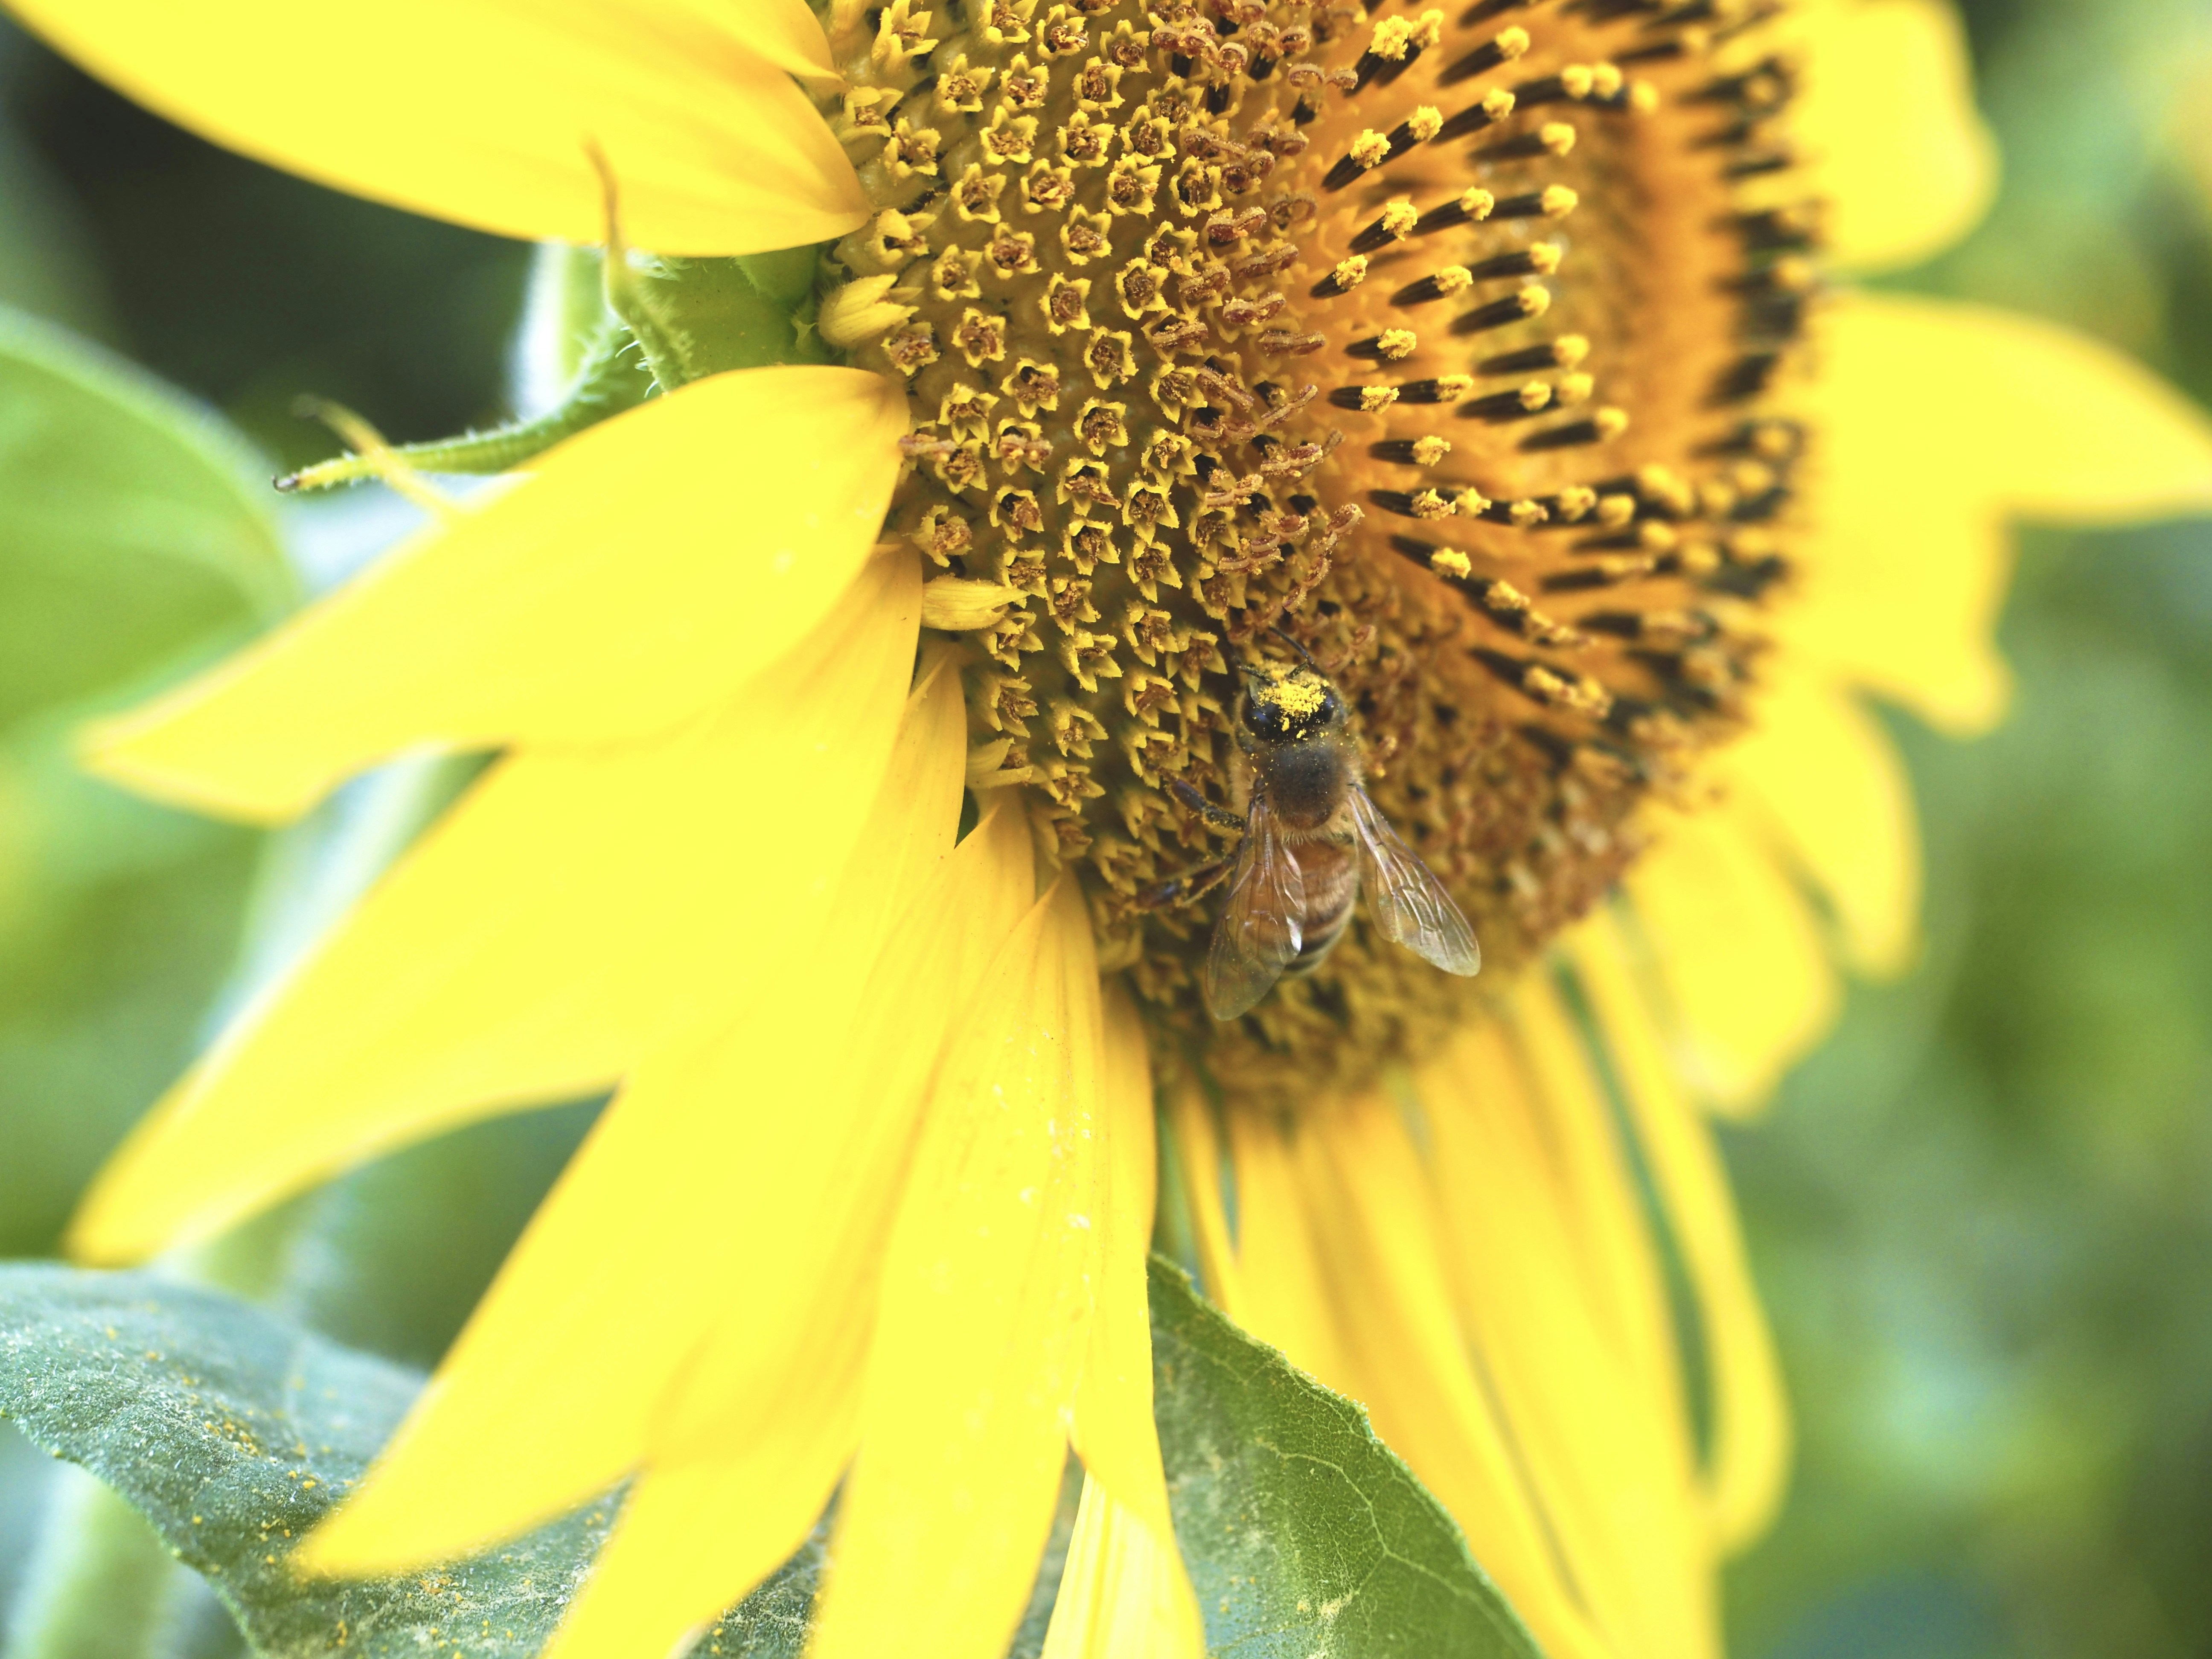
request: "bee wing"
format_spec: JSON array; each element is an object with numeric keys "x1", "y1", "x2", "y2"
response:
[
  {"x1": 1349, "y1": 786, "x2": 1481, "y2": 977},
  {"x1": 1203, "y1": 792, "x2": 1308, "y2": 1020}
]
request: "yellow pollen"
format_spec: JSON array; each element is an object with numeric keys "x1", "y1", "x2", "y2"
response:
[
  {"x1": 1433, "y1": 265, "x2": 1474, "y2": 295},
  {"x1": 1629, "y1": 79, "x2": 1660, "y2": 113},
  {"x1": 1482, "y1": 87, "x2": 1517, "y2": 120},
  {"x1": 1496, "y1": 26, "x2": 1531, "y2": 60},
  {"x1": 1257, "y1": 669, "x2": 1327, "y2": 718},
  {"x1": 1528, "y1": 242, "x2": 1563, "y2": 274},
  {"x1": 1555, "y1": 485, "x2": 1598, "y2": 519},
  {"x1": 1359, "y1": 386, "x2": 1399, "y2": 412},
  {"x1": 1560, "y1": 65, "x2": 1595, "y2": 99},
  {"x1": 1591, "y1": 62, "x2": 1624, "y2": 99},
  {"x1": 1432, "y1": 373, "x2": 1474, "y2": 401},
  {"x1": 1429, "y1": 547, "x2": 1473, "y2": 578},
  {"x1": 1350, "y1": 129, "x2": 1391, "y2": 168},
  {"x1": 1377, "y1": 329, "x2": 1418, "y2": 360},
  {"x1": 1407, "y1": 105, "x2": 1444, "y2": 142},
  {"x1": 1381, "y1": 197, "x2": 1420, "y2": 239},
  {"x1": 1516, "y1": 381, "x2": 1552, "y2": 411},
  {"x1": 1516, "y1": 285, "x2": 1551, "y2": 317},
  {"x1": 1557, "y1": 372, "x2": 1594, "y2": 405},
  {"x1": 1411, "y1": 435, "x2": 1452, "y2": 466},
  {"x1": 1331, "y1": 256, "x2": 1369, "y2": 290},
  {"x1": 1594, "y1": 407, "x2": 1631, "y2": 439},
  {"x1": 1597, "y1": 494, "x2": 1637, "y2": 527},
  {"x1": 1540, "y1": 185, "x2": 1580, "y2": 217},
  {"x1": 1553, "y1": 334, "x2": 1591, "y2": 367}
]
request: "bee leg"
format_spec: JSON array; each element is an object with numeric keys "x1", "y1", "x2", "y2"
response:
[
  {"x1": 1137, "y1": 856, "x2": 1235, "y2": 910},
  {"x1": 1168, "y1": 777, "x2": 1246, "y2": 835}
]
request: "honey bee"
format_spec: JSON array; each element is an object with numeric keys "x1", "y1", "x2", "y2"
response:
[{"x1": 1146, "y1": 638, "x2": 1481, "y2": 1020}]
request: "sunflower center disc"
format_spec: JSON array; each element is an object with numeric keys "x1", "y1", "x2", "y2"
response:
[{"x1": 821, "y1": 0, "x2": 1810, "y2": 1109}]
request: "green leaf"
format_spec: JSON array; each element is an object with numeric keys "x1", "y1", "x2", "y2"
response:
[
  {"x1": 0, "y1": 304, "x2": 294, "y2": 732},
  {"x1": 0, "y1": 1264, "x2": 608, "y2": 1659},
  {"x1": 0, "y1": 307, "x2": 298, "y2": 1255},
  {"x1": 1149, "y1": 1258, "x2": 1547, "y2": 1659}
]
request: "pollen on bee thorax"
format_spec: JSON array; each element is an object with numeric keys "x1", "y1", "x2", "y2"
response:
[{"x1": 818, "y1": 0, "x2": 1816, "y2": 1109}]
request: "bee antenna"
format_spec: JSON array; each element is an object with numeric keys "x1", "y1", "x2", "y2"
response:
[{"x1": 1266, "y1": 623, "x2": 1321, "y2": 671}]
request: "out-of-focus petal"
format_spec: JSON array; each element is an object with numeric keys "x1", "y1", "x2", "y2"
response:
[
  {"x1": 1787, "y1": 0, "x2": 1998, "y2": 272},
  {"x1": 70, "y1": 554, "x2": 920, "y2": 1267},
  {"x1": 1568, "y1": 913, "x2": 1793, "y2": 1552},
  {"x1": 1039, "y1": 1475, "x2": 1204, "y2": 1659},
  {"x1": 1295, "y1": 1097, "x2": 1622, "y2": 1659},
  {"x1": 1624, "y1": 803, "x2": 1840, "y2": 1115},
  {"x1": 7, "y1": 0, "x2": 865, "y2": 255},
  {"x1": 1789, "y1": 293, "x2": 2212, "y2": 732},
  {"x1": 1724, "y1": 664, "x2": 1920, "y2": 976},
  {"x1": 87, "y1": 369, "x2": 908, "y2": 823},
  {"x1": 813, "y1": 878, "x2": 1106, "y2": 1659}
]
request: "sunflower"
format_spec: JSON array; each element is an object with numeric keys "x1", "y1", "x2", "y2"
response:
[{"x1": 15, "y1": 0, "x2": 2212, "y2": 1656}]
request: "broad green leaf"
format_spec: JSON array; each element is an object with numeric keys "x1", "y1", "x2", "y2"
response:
[
  {"x1": 0, "y1": 306, "x2": 297, "y2": 1255},
  {"x1": 0, "y1": 1264, "x2": 609, "y2": 1658},
  {"x1": 1149, "y1": 1258, "x2": 1546, "y2": 1659},
  {"x1": 0, "y1": 304, "x2": 293, "y2": 731}
]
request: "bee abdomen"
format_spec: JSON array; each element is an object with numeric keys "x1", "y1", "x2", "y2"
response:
[
  {"x1": 1284, "y1": 899, "x2": 1356, "y2": 978},
  {"x1": 1285, "y1": 842, "x2": 1360, "y2": 978}
]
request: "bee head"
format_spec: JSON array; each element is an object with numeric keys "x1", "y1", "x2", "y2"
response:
[{"x1": 1240, "y1": 661, "x2": 1345, "y2": 745}]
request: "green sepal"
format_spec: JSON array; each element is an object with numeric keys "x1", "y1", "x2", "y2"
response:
[
  {"x1": 607, "y1": 249, "x2": 832, "y2": 391},
  {"x1": 276, "y1": 326, "x2": 652, "y2": 493}
]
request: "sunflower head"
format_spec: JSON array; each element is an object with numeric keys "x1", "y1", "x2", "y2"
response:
[{"x1": 815, "y1": 0, "x2": 1810, "y2": 1108}]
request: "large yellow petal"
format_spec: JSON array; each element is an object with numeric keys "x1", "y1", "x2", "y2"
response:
[
  {"x1": 299, "y1": 638, "x2": 971, "y2": 1575},
  {"x1": 1039, "y1": 1476, "x2": 1203, "y2": 1659},
  {"x1": 1788, "y1": 293, "x2": 2212, "y2": 732},
  {"x1": 1624, "y1": 804, "x2": 1841, "y2": 1116},
  {"x1": 813, "y1": 878, "x2": 1106, "y2": 1659},
  {"x1": 87, "y1": 368, "x2": 908, "y2": 823},
  {"x1": 1786, "y1": 0, "x2": 1998, "y2": 273},
  {"x1": 7, "y1": 0, "x2": 864, "y2": 255},
  {"x1": 1723, "y1": 663, "x2": 1920, "y2": 977},
  {"x1": 70, "y1": 553, "x2": 920, "y2": 1266},
  {"x1": 1567, "y1": 914, "x2": 1793, "y2": 1553}
]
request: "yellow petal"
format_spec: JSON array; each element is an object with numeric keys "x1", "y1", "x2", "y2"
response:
[
  {"x1": 8, "y1": 0, "x2": 864, "y2": 255},
  {"x1": 1163, "y1": 1083, "x2": 1248, "y2": 1318},
  {"x1": 1724, "y1": 664, "x2": 1920, "y2": 976},
  {"x1": 1410, "y1": 1036, "x2": 1717, "y2": 1659},
  {"x1": 90, "y1": 369, "x2": 908, "y2": 824},
  {"x1": 1787, "y1": 0, "x2": 1998, "y2": 272},
  {"x1": 1219, "y1": 1111, "x2": 1358, "y2": 1395},
  {"x1": 814, "y1": 878, "x2": 1106, "y2": 1659},
  {"x1": 1502, "y1": 976, "x2": 1681, "y2": 1412},
  {"x1": 1292, "y1": 1098, "x2": 1622, "y2": 1659},
  {"x1": 1069, "y1": 986, "x2": 1182, "y2": 1550},
  {"x1": 1039, "y1": 1475, "x2": 1204, "y2": 1659},
  {"x1": 70, "y1": 553, "x2": 920, "y2": 1266},
  {"x1": 1788, "y1": 292, "x2": 2212, "y2": 732},
  {"x1": 1624, "y1": 804, "x2": 1841, "y2": 1115},
  {"x1": 1567, "y1": 913, "x2": 1793, "y2": 1553},
  {"x1": 540, "y1": 1420, "x2": 859, "y2": 1659},
  {"x1": 299, "y1": 637, "x2": 972, "y2": 1575}
]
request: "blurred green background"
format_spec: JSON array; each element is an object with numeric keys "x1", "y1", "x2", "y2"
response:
[{"x1": 2, "y1": 1, "x2": 2210, "y2": 1655}]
